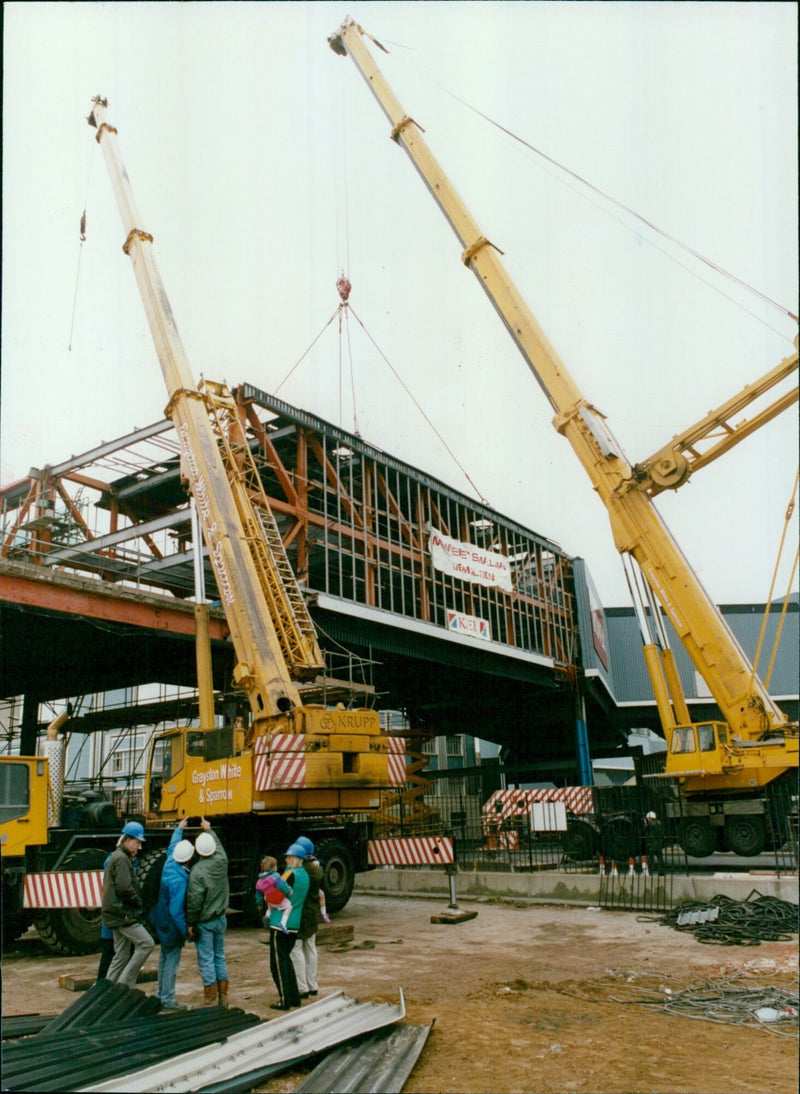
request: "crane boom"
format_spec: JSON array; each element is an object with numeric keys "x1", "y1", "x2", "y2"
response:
[
  {"x1": 88, "y1": 97, "x2": 323, "y2": 731},
  {"x1": 330, "y1": 19, "x2": 797, "y2": 793}
]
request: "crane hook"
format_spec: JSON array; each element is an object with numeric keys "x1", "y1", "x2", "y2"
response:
[{"x1": 336, "y1": 275, "x2": 351, "y2": 304}]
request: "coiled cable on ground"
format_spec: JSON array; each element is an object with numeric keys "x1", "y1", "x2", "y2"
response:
[
  {"x1": 609, "y1": 974, "x2": 799, "y2": 1038},
  {"x1": 658, "y1": 890, "x2": 798, "y2": 946}
]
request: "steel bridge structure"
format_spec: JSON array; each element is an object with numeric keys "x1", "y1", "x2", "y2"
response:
[{"x1": 0, "y1": 383, "x2": 594, "y2": 778}]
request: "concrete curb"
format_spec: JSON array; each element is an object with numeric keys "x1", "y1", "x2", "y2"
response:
[{"x1": 355, "y1": 868, "x2": 798, "y2": 907}]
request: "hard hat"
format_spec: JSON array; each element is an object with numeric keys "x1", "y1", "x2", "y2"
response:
[
  {"x1": 295, "y1": 836, "x2": 314, "y2": 856},
  {"x1": 122, "y1": 821, "x2": 146, "y2": 841},
  {"x1": 173, "y1": 839, "x2": 194, "y2": 864},
  {"x1": 646, "y1": 811, "x2": 657, "y2": 820},
  {"x1": 284, "y1": 842, "x2": 307, "y2": 860},
  {"x1": 195, "y1": 831, "x2": 216, "y2": 857}
]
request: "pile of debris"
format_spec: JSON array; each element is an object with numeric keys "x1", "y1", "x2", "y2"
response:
[
  {"x1": 1, "y1": 979, "x2": 431, "y2": 1093},
  {"x1": 659, "y1": 891, "x2": 798, "y2": 946}
]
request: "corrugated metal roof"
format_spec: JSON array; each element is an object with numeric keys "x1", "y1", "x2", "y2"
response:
[
  {"x1": 574, "y1": 563, "x2": 798, "y2": 707},
  {"x1": 80, "y1": 989, "x2": 407, "y2": 1093},
  {"x1": 1, "y1": 983, "x2": 261, "y2": 1093},
  {"x1": 294, "y1": 1020, "x2": 434, "y2": 1093}
]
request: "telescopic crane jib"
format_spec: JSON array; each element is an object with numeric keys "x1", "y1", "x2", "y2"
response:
[
  {"x1": 85, "y1": 93, "x2": 400, "y2": 810},
  {"x1": 329, "y1": 19, "x2": 798, "y2": 852}
]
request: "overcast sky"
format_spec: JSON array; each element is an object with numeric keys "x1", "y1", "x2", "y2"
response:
[{"x1": 2, "y1": 2, "x2": 797, "y2": 609}]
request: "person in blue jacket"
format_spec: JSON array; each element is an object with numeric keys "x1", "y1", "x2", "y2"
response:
[{"x1": 149, "y1": 818, "x2": 194, "y2": 1010}]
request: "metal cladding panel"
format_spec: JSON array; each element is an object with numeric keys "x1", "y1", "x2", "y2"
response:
[
  {"x1": 603, "y1": 602, "x2": 799, "y2": 706},
  {"x1": 1, "y1": 983, "x2": 261, "y2": 1093},
  {"x1": 294, "y1": 1020, "x2": 435, "y2": 1093},
  {"x1": 80, "y1": 990, "x2": 407, "y2": 1093},
  {"x1": 573, "y1": 557, "x2": 614, "y2": 693}
]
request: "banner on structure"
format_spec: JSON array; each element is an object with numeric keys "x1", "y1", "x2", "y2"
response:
[
  {"x1": 429, "y1": 527, "x2": 513, "y2": 592},
  {"x1": 447, "y1": 610, "x2": 492, "y2": 641}
]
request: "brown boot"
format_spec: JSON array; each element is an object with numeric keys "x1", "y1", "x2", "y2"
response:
[
  {"x1": 217, "y1": 979, "x2": 229, "y2": 1007},
  {"x1": 203, "y1": 983, "x2": 217, "y2": 1006}
]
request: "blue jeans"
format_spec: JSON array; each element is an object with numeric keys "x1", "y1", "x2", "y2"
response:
[
  {"x1": 194, "y1": 914, "x2": 228, "y2": 986},
  {"x1": 157, "y1": 943, "x2": 183, "y2": 1006}
]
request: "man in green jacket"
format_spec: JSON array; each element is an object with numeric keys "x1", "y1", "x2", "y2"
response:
[
  {"x1": 187, "y1": 817, "x2": 230, "y2": 1005},
  {"x1": 102, "y1": 820, "x2": 155, "y2": 989}
]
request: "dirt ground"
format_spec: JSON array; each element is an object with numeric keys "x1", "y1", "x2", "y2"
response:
[{"x1": 2, "y1": 893, "x2": 798, "y2": 1094}]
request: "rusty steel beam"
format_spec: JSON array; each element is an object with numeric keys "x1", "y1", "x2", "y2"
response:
[{"x1": 0, "y1": 560, "x2": 229, "y2": 641}]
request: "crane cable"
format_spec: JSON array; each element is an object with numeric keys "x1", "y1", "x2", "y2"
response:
[
  {"x1": 387, "y1": 50, "x2": 797, "y2": 333},
  {"x1": 68, "y1": 135, "x2": 95, "y2": 352},
  {"x1": 347, "y1": 302, "x2": 489, "y2": 504},
  {"x1": 748, "y1": 467, "x2": 800, "y2": 694}
]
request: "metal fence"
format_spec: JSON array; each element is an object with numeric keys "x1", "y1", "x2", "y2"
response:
[{"x1": 374, "y1": 768, "x2": 799, "y2": 894}]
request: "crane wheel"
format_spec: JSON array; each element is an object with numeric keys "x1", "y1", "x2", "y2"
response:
[
  {"x1": 315, "y1": 837, "x2": 355, "y2": 914},
  {"x1": 136, "y1": 848, "x2": 167, "y2": 921},
  {"x1": 33, "y1": 847, "x2": 107, "y2": 955},
  {"x1": 679, "y1": 819, "x2": 715, "y2": 859},
  {"x1": 723, "y1": 815, "x2": 766, "y2": 857}
]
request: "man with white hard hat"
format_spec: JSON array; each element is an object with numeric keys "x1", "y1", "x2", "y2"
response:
[
  {"x1": 187, "y1": 817, "x2": 231, "y2": 1005},
  {"x1": 102, "y1": 819, "x2": 155, "y2": 988},
  {"x1": 149, "y1": 817, "x2": 195, "y2": 1010}
]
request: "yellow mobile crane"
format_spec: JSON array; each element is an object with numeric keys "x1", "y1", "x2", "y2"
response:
[
  {"x1": 330, "y1": 19, "x2": 798, "y2": 858},
  {"x1": 0, "y1": 98, "x2": 409, "y2": 953}
]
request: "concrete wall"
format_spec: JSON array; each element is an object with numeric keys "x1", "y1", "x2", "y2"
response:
[{"x1": 355, "y1": 867, "x2": 798, "y2": 907}]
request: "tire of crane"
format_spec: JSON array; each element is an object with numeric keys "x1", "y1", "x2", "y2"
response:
[
  {"x1": 136, "y1": 847, "x2": 167, "y2": 924},
  {"x1": 561, "y1": 817, "x2": 600, "y2": 862},
  {"x1": 679, "y1": 819, "x2": 716, "y2": 859},
  {"x1": 1, "y1": 884, "x2": 31, "y2": 952},
  {"x1": 600, "y1": 815, "x2": 639, "y2": 864},
  {"x1": 33, "y1": 847, "x2": 107, "y2": 956},
  {"x1": 723, "y1": 814, "x2": 766, "y2": 857},
  {"x1": 315, "y1": 836, "x2": 355, "y2": 914}
]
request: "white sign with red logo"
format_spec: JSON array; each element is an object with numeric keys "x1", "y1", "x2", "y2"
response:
[
  {"x1": 429, "y1": 527, "x2": 512, "y2": 592},
  {"x1": 446, "y1": 610, "x2": 491, "y2": 642}
]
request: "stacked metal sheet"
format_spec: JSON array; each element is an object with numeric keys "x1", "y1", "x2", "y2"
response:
[
  {"x1": 1, "y1": 980, "x2": 261, "y2": 1092},
  {"x1": 79, "y1": 989, "x2": 408, "y2": 1092},
  {"x1": 294, "y1": 1020, "x2": 435, "y2": 1093}
]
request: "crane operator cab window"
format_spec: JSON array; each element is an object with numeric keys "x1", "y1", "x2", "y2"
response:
[
  {"x1": 697, "y1": 724, "x2": 717, "y2": 752},
  {"x1": 148, "y1": 734, "x2": 185, "y2": 810},
  {"x1": 0, "y1": 760, "x2": 31, "y2": 823},
  {"x1": 670, "y1": 726, "x2": 696, "y2": 754}
]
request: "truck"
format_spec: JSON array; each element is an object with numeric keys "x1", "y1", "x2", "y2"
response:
[
  {"x1": 329, "y1": 18, "x2": 798, "y2": 860},
  {"x1": 0, "y1": 95, "x2": 452, "y2": 956}
]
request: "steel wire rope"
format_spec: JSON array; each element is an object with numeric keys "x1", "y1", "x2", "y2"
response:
[
  {"x1": 385, "y1": 46, "x2": 797, "y2": 333},
  {"x1": 346, "y1": 304, "x2": 489, "y2": 505},
  {"x1": 273, "y1": 308, "x2": 341, "y2": 394},
  {"x1": 68, "y1": 126, "x2": 96, "y2": 351}
]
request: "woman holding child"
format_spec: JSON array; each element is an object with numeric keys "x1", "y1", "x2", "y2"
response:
[{"x1": 263, "y1": 842, "x2": 309, "y2": 1011}]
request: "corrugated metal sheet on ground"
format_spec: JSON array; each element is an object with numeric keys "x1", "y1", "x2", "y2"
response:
[
  {"x1": 294, "y1": 1019, "x2": 434, "y2": 1093},
  {"x1": 1, "y1": 982, "x2": 260, "y2": 1092},
  {"x1": 79, "y1": 989, "x2": 407, "y2": 1093},
  {"x1": 0, "y1": 1013, "x2": 56, "y2": 1039}
]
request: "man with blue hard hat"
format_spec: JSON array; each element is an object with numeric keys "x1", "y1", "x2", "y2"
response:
[
  {"x1": 266, "y1": 842, "x2": 309, "y2": 1010},
  {"x1": 102, "y1": 820, "x2": 155, "y2": 989}
]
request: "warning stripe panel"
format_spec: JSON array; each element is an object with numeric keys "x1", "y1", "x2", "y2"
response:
[
  {"x1": 367, "y1": 836, "x2": 454, "y2": 867},
  {"x1": 253, "y1": 734, "x2": 308, "y2": 791},
  {"x1": 483, "y1": 787, "x2": 593, "y2": 824},
  {"x1": 388, "y1": 753, "x2": 406, "y2": 787},
  {"x1": 23, "y1": 870, "x2": 104, "y2": 909}
]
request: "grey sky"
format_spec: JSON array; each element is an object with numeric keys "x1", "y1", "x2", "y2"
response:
[{"x1": 2, "y1": 2, "x2": 797, "y2": 607}]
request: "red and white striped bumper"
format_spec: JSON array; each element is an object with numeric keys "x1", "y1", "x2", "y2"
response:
[{"x1": 23, "y1": 870, "x2": 104, "y2": 909}]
